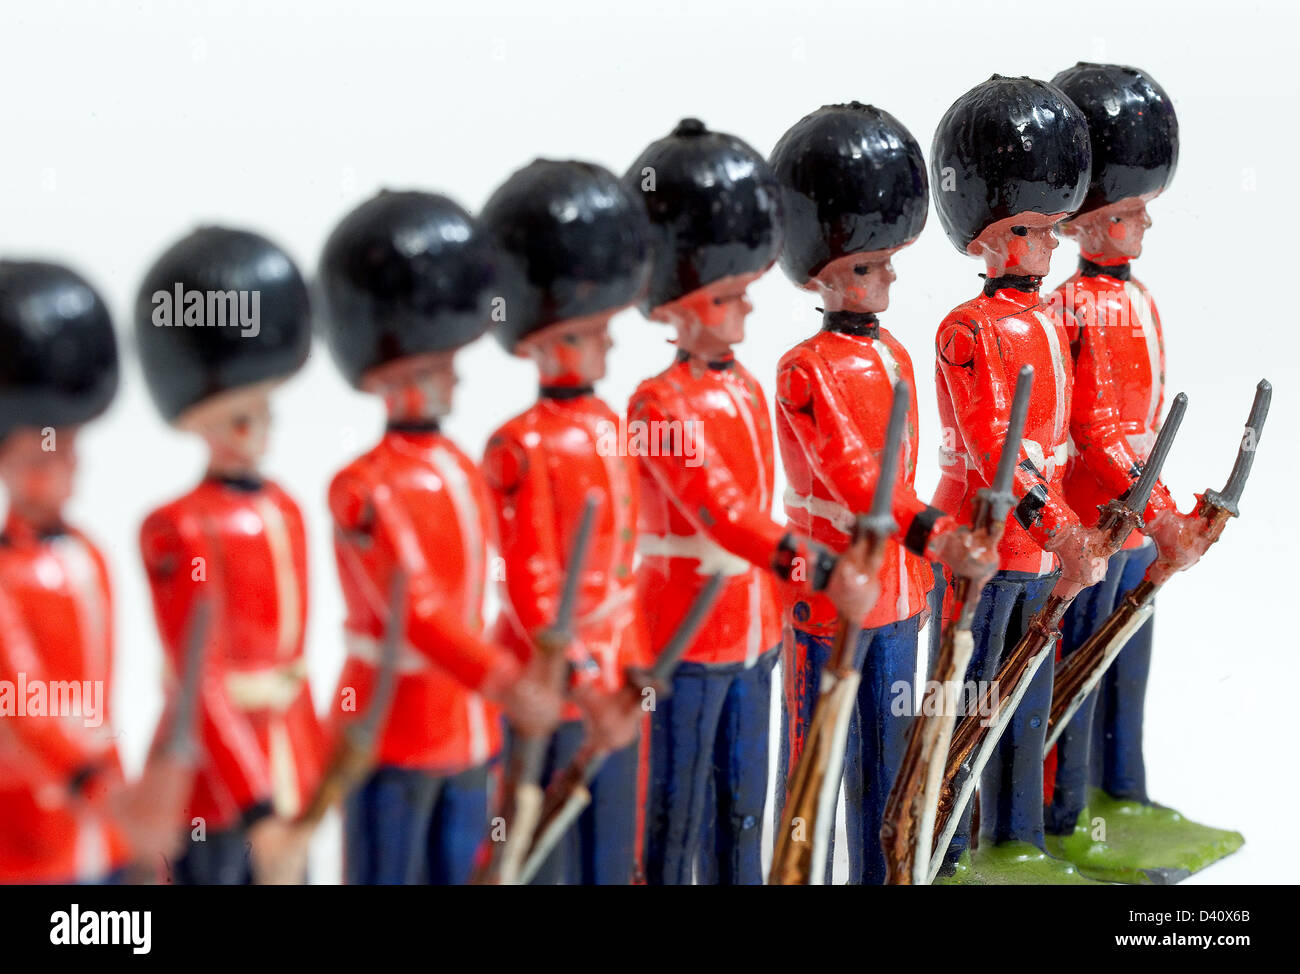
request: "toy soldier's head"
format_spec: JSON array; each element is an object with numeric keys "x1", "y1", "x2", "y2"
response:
[
  {"x1": 482, "y1": 159, "x2": 651, "y2": 389},
  {"x1": 318, "y1": 190, "x2": 495, "y2": 424},
  {"x1": 625, "y1": 118, "x2": 783, "y2": 359},
  {"x1": 771, "y1": 102, "x2": 928, "y2": 315},
  {"x1": 0, "y1": 261, "x2": 119, "y2": 529},
  {"x1": 135, "y1": 227, "x2": 311, "y2": 478},
  {"x1": 931, "y1": 76, "x2": 1092, "y2": 281},
  {"x1": 1052, "y1": 63, "x2": 1179, "y2": 265}
]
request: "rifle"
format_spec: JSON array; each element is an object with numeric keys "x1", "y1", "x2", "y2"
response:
[
  {"x1": 476, "y1": 492, "x2": 601, "y2": 885},
  {"x1": 1045, "y1": 379, "x2": 1271, "y2": 752},
  {"x1": 297, "y1": 569, "x2": 406, "y2": 828},
  {"x1": 924, "y1": 391, "x2": 1188, "y2": 885},
  {"x1": 515, "y1": 572, "x2": 725, "y2": 886},
  {"x1": 768, "y1": 380, "x2": 910, "y2": 885},
  {"x1": 881, "y1": 365, "x2": 1033, "y2": 884}
]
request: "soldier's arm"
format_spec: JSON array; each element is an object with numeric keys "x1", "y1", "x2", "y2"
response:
[
  {"x1": 482, "y1": 426, "x2": 564, "y2": 654},
  {"x1": 329, "y1": 471, "x2": 523, "y2": 696},
  {"x1": 936, "y1": 313, "x2": 1080, "y2": 544},
  {"x1": 777, "y1": 352, "x2": 956, "y2": 560},
  {"x1": 140, "y1": 511, "x2": 272, "y2": 815},
  {"x1": 629, "y1": 386, "x2": 803, "y2": 577},
  {"x1": 1067, "y1": 303, "x2": 1177, "y2": 520}
]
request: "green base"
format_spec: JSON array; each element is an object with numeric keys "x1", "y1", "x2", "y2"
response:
[
  {"x1": 934, "y1": 840, "x2": 1106, "y2": 885},
  {"x1": 1044, "y1": 789, "x2": 1244, "y2": 885}
]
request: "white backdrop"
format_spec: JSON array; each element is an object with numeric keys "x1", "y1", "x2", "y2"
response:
[{"x1": 2, "y1": 0, "x2": 1295, "y2": 884}]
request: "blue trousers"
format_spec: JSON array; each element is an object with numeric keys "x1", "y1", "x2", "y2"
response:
[
  {"x1": 1047, "y1": 545, "x2": 1156, "y2": 833},
  {"x1": 1089, "y1": 544, "x2": 1157, "y2": 803},
  {"x1": 528, "y1": 718, "x2": 640, "y2": 885},
  {"x1": 344, "y1": 763, "x2": 489, "y2": 885},
  {"x1": 644, "y1": 646, "x2": 778, "y2": 885},
  {"x1": 775, "y1": 615, "x2": 924, "y2": 884},
  {"x1": 932, "y1": 568, "x2": 1059, "y2": 869},
  {"x1": 174, "y1": 824, "x2": 253, "y2": 886}
]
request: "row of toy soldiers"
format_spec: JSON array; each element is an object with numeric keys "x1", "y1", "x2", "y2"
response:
[{"x1": 0, "y1": 62, "x2": 1250, "y2": 885}]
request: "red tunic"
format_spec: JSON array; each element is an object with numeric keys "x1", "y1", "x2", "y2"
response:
[
  {"x1": 0, "y1": 516, "x2": 130, "y2": 882},
  {"x1": 1054, "y1": 264, "x2": 1176, "y2": 548},
  {"x1": 141, "y1": 479, "x2": 324, "y2": 832},
  {"x1": 483, "y1": 393, "x2": 649, "y2": 722},
  {"x1": 776, "y1": 323, "x2": 943, "y2": 634},
  {"x1": 932, "y1": 284, "x2": 1080, "y2": 573},
  {"x1": 328, "y1": 429, "x2": 507, "y2": 774},
  {"x1": 629, "y1": 355, "x2": 785, "y2": 667}
]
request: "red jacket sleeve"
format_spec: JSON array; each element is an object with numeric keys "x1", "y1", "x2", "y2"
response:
[
  {"x1": 140, "y1": 509, "x2": 271, "y2": 812},
  {"x1": 329, "y1": 471, "x2": 517, "y2": 694},
  {"x1": 776, "y1": 351, "x2": 956, "y2": 557},
  {"x1": 629, "y1": 384, "x2": 785, "y2": 570},
  {"x1": 1068, "y1": 303, "x2": 1177, "y2": 520},
  {"x1": 482, "y1": 425, "x2": 563, "y2": 654},
  {"x1": 0, "y1": 586, "x2": 108, "y2": 781},
  {"x1": 936, "y1": 310, "x2": 1080, "y2": 545}
]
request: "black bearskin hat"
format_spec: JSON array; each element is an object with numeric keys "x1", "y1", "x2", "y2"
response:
[
  {"x1": 317, "y1": 190, "x2": 495, "y2": 387},
  {"x1": 481, "y1": 159, "x2": 651, "y2": 351},
  {"x1": 770, "y1": 102, "x2": 928, "y2": 284},
  {"x1": 625, "y1": 118, "x2": 783, "y2": 312},
  {"x1": 930, "y1": 76, "x2": 1092, "y2": 253}
]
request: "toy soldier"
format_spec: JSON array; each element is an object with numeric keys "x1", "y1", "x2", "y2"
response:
[
  {"x1": 928, "y1": 77, "x2": 1110, "y2": 883},
  {"x1": 624, "y1": 118, "x2": 873, "y2": 885},
  {"x1": 480, "y1": 160, "x2": 653, "y2": 885},
  {"x1": 136, "y1": 228, "x2": 324, "y2": 884},
  {"x1": 1046, "y1": 63, "x2": 1241, "y2": 881},
  {"x1": 0, "y1": 261, "x2": 130, "y2": 884},
  {"x1": 317, "y1": 190, "x2": 563, "y2": 885},
  {"x1": 768, "y1": 103, "x2": 999, "y2": 884}
]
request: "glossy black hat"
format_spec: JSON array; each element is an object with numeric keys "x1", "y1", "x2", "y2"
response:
[
  {"x1": 1052, "y1": 63, "x2": 1178, "y2": 216},
  {"x1": 0, "y1": 261, "x2": 119, "y2": 442},
  {"x1": 318, "y1": 191, "x2": 494, "y2": 387},
  {"x1": 625, "y1": 118, "x2": 783, "y2": 312},
  {"x1": 930, "y1": 76, "x2": 1092, "y2": 253},
  {"x1": 482, "y1": 159, "x2": 651, "y2": 351},
  {"x1": 771, "y1": 103, "x2": 928, "y2": 285},
  {"x1": 135, "y1": 227, "x2": 311, "y2": 421}
]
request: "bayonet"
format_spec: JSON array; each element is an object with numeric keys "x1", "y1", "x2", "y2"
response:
[
  {"x1": 926, "y1": 392, "x2": 1188, "y2": 884},
  {"x1": 1046, "y1": 380, "x2": 1270, "y2": 751},
  {"x1": 883, "y1": 365, "x2": 1033, "y2": 884},
  {"x1": 769, "y1": 381, "x2": 909, "y2": 885}
]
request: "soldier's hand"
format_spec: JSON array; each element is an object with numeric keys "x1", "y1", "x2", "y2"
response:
[
  {"x1": 1045, "y1": 522, "x2": 1109, "y2": 599},
  {"x1": 571, "y1": 684, "x2": 640, "y2": 753},
  {"x1": 825, "y1": 547, "x2": 881, "y2": 623},
  {"x1": 1146, "y1": 507, "x2": 1216, "y2": 584},
  {"x1": 112, "y1": 752, "x2": 191, "y2": 868},
  {"x1": 248, "y1": 816, "x2": 311, "y2": 886},
  {"x1": 500, "y1": 653, "x2": 565, "y2": 737},
  {"x1": 930, "y1": 524, "x2": 1000, "y2": 583}
]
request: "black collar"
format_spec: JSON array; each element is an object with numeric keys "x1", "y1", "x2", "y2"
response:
[
  {"x1": 675, "y1": 349, "x2": 734, "y2": 371},
  {"x1": 821, "y1": 309, "x2": 880, "y2": 338},
  {"x1": 982, "y1": 273, "x2": 1043, "y2": 297},
  {"x1": 387, "y1": 418, "x2": 441, "y2": 435},
  {"x1": 1079, "y1": 258, "x2": 1131, "y2": 281},
  {"x1": 213, "y1": 474, "x2": 264, "y2": 493},
  {"x1": 540, "y1": 384, "x2": 594, "y2": 400}
]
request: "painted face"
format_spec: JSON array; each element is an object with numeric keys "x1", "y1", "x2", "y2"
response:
[
  {"x1": 970, "y1": 211, "x2": 1067, "y2": 279},
  {"x1": 0, "y1": 425, "x2": 79, "y2": 529},
  {"x1": 182, "y1": 384, "x2": 274, "y2": 475},
  {"x1": 652, "y1": 272, "x2": 761, "y2": 358},
  {"x1": 520, "y1": 313, "x2": 616, "y2": 386},
  {"x1": 364, "y1": 350, "x2": 459, "y2": 422},
  {"x1": 1062, "y1": 196, "x2": 1152, "y2": 263},
  {"x1": 810, "y1": 246, "x2": 904, "y2": 314}
]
